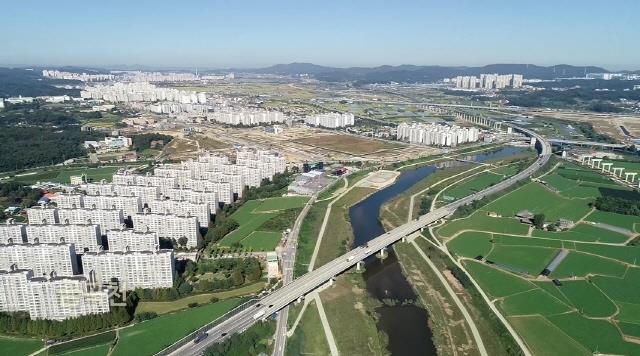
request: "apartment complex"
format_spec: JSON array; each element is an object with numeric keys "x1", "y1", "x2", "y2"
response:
[
  {"x1": 83, "y1": 195, "x2": 142, "y2": 218},
  {"x1": 397, "y1": 123, "x2": 480, "y2": 147},
  {"x1": 25, "y1": 224, "x2": 101, "y2": 254},
  {"x1": 53, "y1": 193, "x2": 85, "y2": 209},
  {"x1": 146, "y1": 199, "x2": 211, "y2": 225},
  {"x1": 82, "y1": 250, "x2": 175, "y2": 290},
  {"x1": 0, "y1": 269, "x2": 110, "y2": 321},
  {"x1": 207, "y1": 109, "x2": 286, "y2": 126},
  {"x1": 106, "y1": 228, "x2": 159, "y2": 252},
  {"x1": 454, "y1": 73, "x2": 524, "y2": 89},
  {"x1": 0, "y1": 243, "x2": 78, "y2": 277},
  {"x1": 132, "y1": 212, "x2": 200, "y2": 248},
  {"x1": 58, "y1": 207, "x2": 124, "y2": 232},
  {"x1": 0, "y1": 222, "x2": 26, "y2": 244},
  {"x1": 26, "y1": 206, "x2": 59, "y2": 224},
  {"x1": 303, "y1": 112, "x2": 355, "y2": 128}
]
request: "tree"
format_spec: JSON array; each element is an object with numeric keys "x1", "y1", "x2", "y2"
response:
[
  {"x1": 178, "y1": 236, "x2": 188, "y2": 247},
  {"x1": 533, "y1": 213, "x2": 545, "y2": 229}
]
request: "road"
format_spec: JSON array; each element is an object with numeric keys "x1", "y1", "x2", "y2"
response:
[
  {"x1": 272, "y1": 194, "x2": 317, "y2": 356},
  {"x1": 167, "y1": 126, "x2": 550, "y2": 356}
]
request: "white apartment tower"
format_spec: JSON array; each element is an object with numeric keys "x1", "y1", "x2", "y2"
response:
[
  {"x1": 27, "y1": 206, "x2": 59, "y2": 224},
  {"x1": 106, "y1": 228, "x2": 159, "y2": 252},
  {"x1": 0, "y1": 222, "x2": 26, "y2": 244},
  {"x1": 82, "y1": 250, "x2": 175, "y2": 290},
  {"x1": 25, "y1": 224, "x2": 101, "y2": 254},
  {"x1": 132, "y1": 212, "x2": 200, "y2": 249},
  {"x1": 58, "y1": 208, "x2": 124, "y2": 232},
  {"x1": 0, "y1": 243, "x2": 78, "y2": 277}
]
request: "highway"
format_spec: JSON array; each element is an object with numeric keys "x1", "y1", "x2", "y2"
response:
[
  {"x1": 547, "y1": 138, "x2": 628, "y2": 149},
  {"x1": 167, "y1": 126, "x2": 550, "y2": 356}
]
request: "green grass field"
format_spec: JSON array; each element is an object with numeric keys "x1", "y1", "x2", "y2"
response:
[
  {"x1": 499, "y1": 289, "x2": 571, "y2": 316},
  {"x1": 446, "y1": 231, "x2": 493, "y2": 258},
  {"x1": 54, "y1": 343, "x2": 110, "y2": 356},
  {"x1": 551, "y1": 251, "x2": 627, "y2": 278},
  {"x1": 0, "y1": 335, "x2": 43, "y2": 356},
  {"x1": 585, "y1": 210, "x2": 640, "y2": 232},
  {"x1": 482, "y1": 182, "x2": 592, "y2": 222},
  {"x1": 486, "y1": 245, "x2": 558, "y2": 275},
  {"x1": 463, "y1": 260, "x2": 535, "y2": 298},
  {"x1": 437, "y1": 212, "x2": 529, "y2": 237},
  {"x1": 532, "y1": 223, "x2": 629, "y2": 244},
  {"x1": 112, "y1": 298, "x2": 240, "y2": 356},
  {"x1": 219, "y1": 196, "x2": 308, "y2": 250},
  {"x1": 285, "y1": 300, "x2": 331, "y2": 356},
  {"x1": 12, "y1": 166, "x2": 123, "y2": 185},
  {"x1": 508, "y1": 316, "x2": 591, "y2": 356},
  {"x1": 557, "y1": 280, "x2": 617, "y2": 318},
  {"x1": 440, "y1": 171, "x2": 503, "y2": 201},
  {"x1": 135, "y1": 282, "x2": 264, "y2": 314}
]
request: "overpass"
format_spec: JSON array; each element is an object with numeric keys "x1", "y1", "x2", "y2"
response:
[
  {"x1": 548, "y1": 139, "x2": 628, "y2": 150},
  {"x1": 164, "y1": 128, "x2": 550, "y2": 356}
]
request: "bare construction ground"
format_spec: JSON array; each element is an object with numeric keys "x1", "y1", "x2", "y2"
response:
[
  {"x1": 525, "y1": 109, "x2": 640, "y2": 141},
  {"x1": 357, "y1": 170, "x2": 400, "y2": 189}
]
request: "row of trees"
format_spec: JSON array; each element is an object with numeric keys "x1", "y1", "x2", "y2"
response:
[
  {"x1": 204, "y1": 320, "x2": 275, "y2": 356},
  {"x1": 594, "y1": 196, "x2": 640, "y2": 216},
  {"x1": 131, "y1": 133, "x2": 173, "y2": 151}
]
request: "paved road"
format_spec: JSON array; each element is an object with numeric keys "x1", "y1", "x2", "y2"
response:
[
  {"x1": 548, "y1": 138, "x2": 627, "y2": 149},
  {"x1": 167, "y1": 125, "x2": 550, "y2": 356},
  {"x1": 272, "y1": 195, "x2": 317, "y2": 356}
]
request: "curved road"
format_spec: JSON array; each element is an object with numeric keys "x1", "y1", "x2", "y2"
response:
[{"x1": 166, "y1": 124, "x2": 550, "y2": 356}]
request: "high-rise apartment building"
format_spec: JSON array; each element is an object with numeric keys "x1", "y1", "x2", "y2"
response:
[
  {"x1": 0, "y1": 243, "x2": 78, "y2": 277},
  {"x1": 82, "y1": 250, "x2": 175, "y2": 290},
  {"x1": 106, "y1": 228, "x2": 159, "y2": 252},
  {"x1": 25, "y1": 224, "x2": 101, "y2": 254}
]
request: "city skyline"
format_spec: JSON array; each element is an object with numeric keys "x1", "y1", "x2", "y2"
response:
[{"x1": 2, "y1": 0, "x2": 639, "y2": 70}]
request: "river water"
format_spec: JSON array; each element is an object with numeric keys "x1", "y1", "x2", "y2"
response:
[{"x1": 348, "y1": 146, "x2": 525, "y2": 356}]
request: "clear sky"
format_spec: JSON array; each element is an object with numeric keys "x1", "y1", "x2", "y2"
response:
[{"x1": 2, "y1": 0, "x2": 638, "y2": 70}]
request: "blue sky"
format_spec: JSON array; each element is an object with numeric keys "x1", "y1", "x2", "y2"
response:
[{"x1": 2, "y1": 0, "x2": 638, "y2": 69}]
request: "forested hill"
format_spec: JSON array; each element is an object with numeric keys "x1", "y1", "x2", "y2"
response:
[
  {"x1": 0, "y1": 68, "x2": 80, "y2": 97},
  {"x1": 242, "y1": 62, "x2": 626, "y2": 83}
]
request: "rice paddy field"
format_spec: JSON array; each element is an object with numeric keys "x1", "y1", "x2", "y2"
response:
[
  {"x1": 439, "y1": 161, "x2": 640, "y2": 355},
  {"x1": 219, "y1": 196, "x2": 308, "y2": 250}
]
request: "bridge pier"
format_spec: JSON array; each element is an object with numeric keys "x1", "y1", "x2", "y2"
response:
[
  {"x1": 581, "y1": 156, "x2": 590, "y2": 165},
  {"x1": 379, "y1": 247, "x2": 387, "y2": 259},
  {"x1": 401, "y1": 236, "x2": 407, "y2": 243},
  {"x1": 328, "y1": 277, "x2": 335, "y2": 287},
  {"x1": 591, "y1": 158, "x2": 602, "y2": 169},
  {"x1": 356, "y1": 260, "x2": 364, "y2": 271},
  {"x1": 602, "y1": 162, "x2": 613, "y2": 173},
  {"x1": 625, "y1": 172, "x2": 637, "y2": 183},
  {"x1": 613, "y1": 167, "x2": 625, "y2": 178}
]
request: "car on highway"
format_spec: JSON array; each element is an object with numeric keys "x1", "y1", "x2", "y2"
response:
[{"x1": 193, "y1": 332, "x2": 208, "y2": 344}]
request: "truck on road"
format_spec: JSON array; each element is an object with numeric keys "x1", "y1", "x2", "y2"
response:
[
  {"x1": 253, "y1": 309, "x2": 266, "y2": 320},
  {"x1": 346, "y1": 255, "x2": 355, "y2": 262}
]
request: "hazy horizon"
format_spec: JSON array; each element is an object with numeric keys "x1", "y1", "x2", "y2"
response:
[{"x1": 2, "y1": 0, "x2": 639, "y2": 70}]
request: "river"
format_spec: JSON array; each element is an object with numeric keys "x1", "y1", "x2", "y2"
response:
[{"x1": 348, "y1": 145, "x2": 525, "y2": 356}]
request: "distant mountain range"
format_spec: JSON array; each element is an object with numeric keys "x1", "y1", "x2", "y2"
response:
[{"x1": 243, "y1": 62, "x2": 640, "y2": 83}]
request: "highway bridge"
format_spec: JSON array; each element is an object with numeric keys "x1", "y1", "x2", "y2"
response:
[
  {"x1": 548, "y1": 138, "x2": 628, "y2": 149},
  {"x1": 163, "y1": 126, "x2": 551, "y2": 356}
]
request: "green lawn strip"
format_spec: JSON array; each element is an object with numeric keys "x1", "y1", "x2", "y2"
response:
[
  {"x1": 135, "y1": 282, "x2": 264, "y2": 315},
  {"x1": 48, "y1": 330, "x2": 115, "y2": 355},
  {"x1": 508, "y1": 315, "x2": 591, "y2": 356},
  {"x1": 547, "y1": 312, "x2": 640, "y2": 355},
  {"x1": 438, "y1": 212, "x2": 529, "y2": 238},
  {"x1": 55, "y1": 343, "x2": 110, "y2": 356},
  {"x1": 481, "y1": 182, "x2": 592, "y2": 222},
  {"x1": 498, "y1": 289, "x2": 571, "y2": 316},
  {"x1": 618, "y1": 321, "x2": 640, "y2": 338},
  {"x1": 489, "y1": 165, "x2": 519, "y2": 176},
  {"x1": 113, "y1": 298, "x2": 240, "y2": 356},
  {"x1": 463, "y1": 260, "x2": 536, "y2": 298},
  {"x1": 574, "y1": 243, "x2": 640, "y2": 266},
  {"x1": 584, "y1": 210, "x2": 640, "y2": 232},
  {"x1": 616, "y1": 301, "x2": 640, "y2": 324},
  {"x1": 541, "y1": 172, "x2": 618, "y2": 199},
  {"x1": 294, "y1": 200, "x2": 329, "y2": 277},
  {"x1": 551, "y1": 251, "x2": 627, "y2": 278},
  {"x1": 254, "y1": 196, "x2": 309, "y2": 212},
  {"x1": 532, "y1": 223, "x2": 629, "y2": 244},
  {"x1": 486, "y1": 245, "x2": 558, "y2": 275},
  {"x1": 555, "y1": 280, "x2": 617, "y2": 318},
  {"x1": 239, "y1": 231, "x2": 282, "y2": 250},
  {"x1": 0, "y1": 335, "x2": 43, "y2": 356},
  {"x1": 446, "y1": 231, "x2": 493, "y2": 258},
  {"x1": 285, "y1": 299, "x2": 332, "y2": 356}
]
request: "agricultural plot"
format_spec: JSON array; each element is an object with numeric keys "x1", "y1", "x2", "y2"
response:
[
  {"x1": 219, "y1": 196, "x2": 307, "y2": 250},
  {"x1": 532, "y1": 223, "x2": 630, "y2": 244},
  {"x1": 437, "y1": 162, "x2": 640, "y2": 353},
  {"x1": 485, "y1": 245, "x2": 558, "y2": 275},
  {"x1": 437, "y1": 212, "x2": 529, "y2": 238},
  {"x1": 585, "y1": 210, "x2": 640, "y2": 232},
  {"x1": 439, "y1": 171, "x2": 504, "y2": 201},
  {"x1": 0, "y1": 336, "x2": 43, "y2": 356},
  {"x1": 446, "y1": 231, "x2": 493, "y2": 258},
  {"x1": 482, "y1": 182, "x2": 591, "y2": 221},
  {"x1": 12, "y1": 166, "x2": 122, "y2": 185},
  {"x1": 112, "y1": 298, "x2": 240, "y2": 356},
  {"x1": 557, "y1": 280, "x2": 617, "y2": 317}
]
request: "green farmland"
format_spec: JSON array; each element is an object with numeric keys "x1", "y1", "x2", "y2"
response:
[
  {"x1": 219, "y1": 196, "x2": 308, "y2": 250},
  {"x1": 112, "y1": 298, "x2": 240, "y2": 356},
  {"x1": 0, "y1": 335, "x2": 43, "y2": 356},
  {"x1": 437, "y1": 161, "x2": 640, "y2": 355}
]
